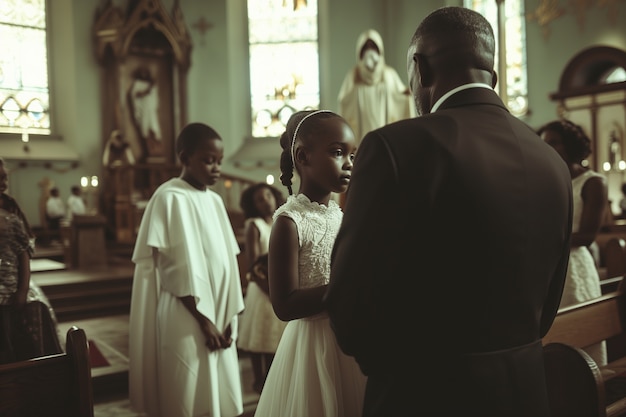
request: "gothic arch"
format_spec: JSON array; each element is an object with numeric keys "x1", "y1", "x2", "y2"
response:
[{"x1": 555, "y1": 46, "x2": 626, "y2": 97}]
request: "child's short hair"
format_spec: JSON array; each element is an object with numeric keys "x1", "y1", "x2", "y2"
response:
[
  {"x1": 175, "y1": 123, "x2": 221, "y2": 158},
  {"x1": 71, "y1": 185, "x2": 81, "y2": 194},
  {"x1": 278, "y1": 110, "x2": 344, "y2": 195}
]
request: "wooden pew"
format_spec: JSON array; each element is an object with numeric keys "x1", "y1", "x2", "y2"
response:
[
  {"x1": 605, "y1": 238, "x2": 626, "y2": 280},
  {"x1": 0, "y1": 326, "x2": 94, "y2": 417},
  {"x1": 543, "y1": 278, "x2": 626, "y2": 417},
  {"x1": 544, "y1": 342, "x2": 606, "y2": 417}
]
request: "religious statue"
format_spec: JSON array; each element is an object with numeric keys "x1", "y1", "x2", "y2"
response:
[{"x1": 128, "y1": 66, "x2": 163, "y2": 158}]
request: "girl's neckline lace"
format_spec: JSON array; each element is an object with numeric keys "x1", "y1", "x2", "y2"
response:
[{"x1": 292, "y1": 194, "x2": 340, "y2": 212}]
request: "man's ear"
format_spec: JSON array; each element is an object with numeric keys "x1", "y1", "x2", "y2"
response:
[
  {"x1": 491, "y1": 70, "x2": 498, "y2": 89},
  {"x1": 416, "y1": 53, "x2": 433, "y2": 87}
]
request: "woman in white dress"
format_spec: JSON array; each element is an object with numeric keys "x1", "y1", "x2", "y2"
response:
[
  {"x1": 540, "y1": 119, "x2": 608, "y2": 365},
  {"x1": 254, "y1": 110, "x2": 366, "y2": 417}
]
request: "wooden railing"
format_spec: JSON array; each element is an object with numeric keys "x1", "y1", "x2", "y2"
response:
[{"x1": 102, "y1": 164, "x2": 256, "y2": 243}]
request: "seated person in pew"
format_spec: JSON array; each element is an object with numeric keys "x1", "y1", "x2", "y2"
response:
[
  {"x1": 0, "y1": 157, "x2": 62, "y2": 363},
  {"x1": 540, "y1": 119, "x2": 608, "y2": 365},
  {"x1": 45, "y1": 187, "x2": 66, "y2": 231}
]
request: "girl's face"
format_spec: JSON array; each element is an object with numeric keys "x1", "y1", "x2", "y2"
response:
[
  {"x1": 253, "y1": 187, "x2": 277, "y2": 217},
  {"x1": 303, "y1": 119, "x2": 357, "y2": 195},
  {"x1": 182, "y1": 137, "x2": 224, "y2": 189}
]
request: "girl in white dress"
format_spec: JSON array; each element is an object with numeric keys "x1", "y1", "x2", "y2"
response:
[
  {"x1": 540, "y1": 119, "x2": 608, "y2": 365},
  {"x1": 254, "y1": 110, "x2": 366, "y2": 417},
  {"x1": 237, "y1": 182, "x2": 287, "y2": 393}
]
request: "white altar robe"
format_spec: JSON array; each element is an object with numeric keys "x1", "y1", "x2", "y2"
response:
[{"x1": 129, "y1": 178, "x2": 244, "y2": 417}]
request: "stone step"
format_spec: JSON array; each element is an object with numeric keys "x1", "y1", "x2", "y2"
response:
[{"x1": 34, "y1": 266, "x2": 134, "y2": 323}]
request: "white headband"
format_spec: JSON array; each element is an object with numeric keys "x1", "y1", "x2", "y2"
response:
[{"x1": 290, "y1": 110, "x2": 334, "y2": 166}]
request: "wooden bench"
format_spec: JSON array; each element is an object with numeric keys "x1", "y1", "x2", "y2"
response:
[
  {"x1": 0, "y1": 326, "x2": 94, "y2": 417},
  {"x1": 544, "y1": 342, "x2": 606, "y2": 417},
  {"x1": 543, "y1": 278, "x2": 626, "y2": 417},
  {"x1": 605, "y1": 238, "x2": 626, "y2": 280}
]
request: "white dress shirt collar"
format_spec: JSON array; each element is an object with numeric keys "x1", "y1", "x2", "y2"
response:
[{"x1": 430, "y1": 83, "x2": 493, "y2": 113}]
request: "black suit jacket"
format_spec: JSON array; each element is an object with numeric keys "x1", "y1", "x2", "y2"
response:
[{"x1": 325, "y1": 87, "x2": 573, "y2": 416}]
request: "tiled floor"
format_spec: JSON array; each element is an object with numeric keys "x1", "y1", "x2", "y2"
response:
[{"x1": 58, "y1": 315, "x2": 260, "y2": 417}]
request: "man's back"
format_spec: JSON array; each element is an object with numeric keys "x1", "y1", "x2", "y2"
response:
[
  {"x1": 386, "y1": 87, "x2": 570, "y2": 345},
  {"x1": 327, "y1": 7, "x2": 572, "y2": 416},
  {"x1": 327, "y1": 87, "x2": 572, "y2": 416}
]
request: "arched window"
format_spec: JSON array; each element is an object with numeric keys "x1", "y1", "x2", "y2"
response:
[
  {"x1": 0, "y1": 0, "x2": 50, "y2": 134},
  {"x1": 464, "y1": 0, "x2": 528, "y2": 117},
  {"x1": 247, "y1": 0, "x2": 320, "y2": 137}
]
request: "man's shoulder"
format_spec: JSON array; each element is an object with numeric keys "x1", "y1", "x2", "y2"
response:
[{"x1": 370, "y1": 113, "x2": 448, "y2": 141}]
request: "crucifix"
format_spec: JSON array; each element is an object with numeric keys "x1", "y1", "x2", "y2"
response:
[{"x1": 192, "y1": 17, "x2": 214, "y2": 45}]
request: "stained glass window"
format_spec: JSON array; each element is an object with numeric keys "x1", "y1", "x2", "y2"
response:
[
  {"x1": 464, "y1": 0, "x2": 528, "y2": 117},
  {"x1": 248, "y1": 0, "x2": 319, "y2": 137},
  {"x1": 0, "y1": 0, "x2": 49, "y2": 134},
  {"x1": 605, "y1": 67, "x2": 626, "y2": 84}
]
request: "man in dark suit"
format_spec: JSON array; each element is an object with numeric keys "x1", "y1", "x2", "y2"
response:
[{"x1": 324, "y1": 6, "x2": 573, "y2": 417}]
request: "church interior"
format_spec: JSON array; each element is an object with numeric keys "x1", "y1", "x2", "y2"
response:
[{"x1": 1, "y1": 0, "x2": 626, "y2": 415}]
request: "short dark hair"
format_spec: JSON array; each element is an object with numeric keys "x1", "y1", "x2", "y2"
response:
[
  {"x1": 175, "y1": 123, "x2": 221, "y2": 158},
  {"x1": 537, "y1": 119, "x2": 592, "y2": 163},
  {"x1": 412, "y1": 7, "x2": 495, "y2": 73}
]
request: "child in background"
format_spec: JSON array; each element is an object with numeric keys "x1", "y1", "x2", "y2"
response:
[
  {"x1": 129, "y1": 123, "x2": 245, "y2": 417},
  {"x1": 45, "y1": 187, "x2": 65, "y2": 231},
  {"x1": 66, "y1": 185, "x2": 86, "y2": 221},
  {"x1": 254, "y1": 110, "x2": 366, "y2": 417},
  {"x1": 539, "y1": 119, "x2": 608, "y2": 365},
  {"x1": 237, "y1": 182, "x2": 287, "y2": 394}
]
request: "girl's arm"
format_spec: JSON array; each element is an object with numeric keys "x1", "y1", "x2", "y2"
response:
[
  {"x1": 573, "y1": 175, "x2": 608, "y2": 248},
  {"x1": 268, "y1": 215, "x2": 327, "y2": 321},
  {"x1": 244, "y1": 220, "x2": 262, "y2": 266},
  {"x1": 244, "y1": 220, "x2": 270, "y2": 293}
]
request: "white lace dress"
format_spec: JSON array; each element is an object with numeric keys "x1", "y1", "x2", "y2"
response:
[
  {"x1": 559, "y1": 169, "x2": 607, "y2": 365},
  {"x1": 237, "y1": 218, "x2": 287, "y2": 353},
  {"x1": 254, "y1": 194, "x2": 367, "y2": 417}
]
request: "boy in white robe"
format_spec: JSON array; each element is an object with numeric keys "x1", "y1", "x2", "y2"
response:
[{"x1": 129, "y1": 122, "x2": 245, "y2": 417}]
